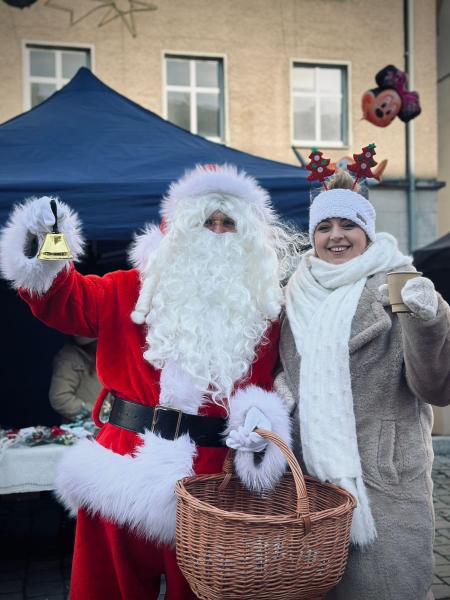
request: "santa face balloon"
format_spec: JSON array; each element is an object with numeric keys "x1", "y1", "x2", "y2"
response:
[{"x1": 362, "y1": 88, "x2": 402, "y2": 127}]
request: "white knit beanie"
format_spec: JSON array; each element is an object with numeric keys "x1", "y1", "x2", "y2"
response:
[{"x1": 309, "y1": 188, "x2": 376, "y2": 245}]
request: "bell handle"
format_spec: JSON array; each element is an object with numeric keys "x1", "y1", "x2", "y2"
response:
[{"x1": 50, "y1": 199, "x2": 58, "y2": 234}]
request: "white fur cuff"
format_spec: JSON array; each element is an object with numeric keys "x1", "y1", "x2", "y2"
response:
[
  {"x1": 55, "y1": 431, "x2": 196, "y2": 545},
  {"x1": 0, "y1": 197, "x2": 84, "y2": 294},
  {"x1": 227, "y1": 385, "x2": 292, "y2": 492}
]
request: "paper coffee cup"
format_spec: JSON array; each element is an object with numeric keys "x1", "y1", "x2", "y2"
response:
[{"x1": 387, "y1": 271, "x2": 422, "y2": 313}]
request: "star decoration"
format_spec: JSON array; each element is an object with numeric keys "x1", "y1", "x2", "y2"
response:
[{"x1": 44, "y1": 0, "x2": 157, "y2": 38}]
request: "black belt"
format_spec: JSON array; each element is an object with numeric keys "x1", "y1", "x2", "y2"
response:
[{"x1": 108, "y1": 395, "x2": 226, "y2": 447}]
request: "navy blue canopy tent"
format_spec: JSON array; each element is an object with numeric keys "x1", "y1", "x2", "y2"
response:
[
  {"x1": 0, "y1": 69, "x2": 311, "y2": 428},
  {"x1": 413, "y1": 232, "x2": 450, "y2": 304},
  {"x1": 0, "y1": 68, "x2": 310, "y2": 239}
]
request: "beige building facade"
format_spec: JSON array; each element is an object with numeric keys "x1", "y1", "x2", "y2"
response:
[
  {"x1": 0, "y1": 0, "x2": 449, "y2": 430},
  {"x1": 438, "y1": 0, "x2": 450, "y2": 236},
  {"x1": 0, "y1": 0, "x2": 443, "y2": 253},
  {"x1": 435, "y1": 0, "x2": 450, "y2": 435},
  {"x1": 0, "y1": 1, "x2": 438, "y2": 174}
]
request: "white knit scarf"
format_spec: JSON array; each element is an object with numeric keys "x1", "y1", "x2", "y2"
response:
[{"x1": 285, "y1": 233, "x2": 411, "y2": 546}]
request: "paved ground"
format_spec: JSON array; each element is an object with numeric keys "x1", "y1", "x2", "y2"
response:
[
  {"x1": 1, "y1": 453, "x2": 450, "y2": 600},
  {"x1": 432, "y1": 455, "x2": 450, "y2": 600}
]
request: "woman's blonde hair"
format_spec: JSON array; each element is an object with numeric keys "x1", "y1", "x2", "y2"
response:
[{"x1": 321, "y1": 168, "x2": 362, "y2": 194}]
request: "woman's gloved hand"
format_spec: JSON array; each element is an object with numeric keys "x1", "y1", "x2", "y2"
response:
[
  {"x1": 26, "y1": 196, "x2": 66, "y2": 236},
  {"x1": 225, "y1": 406, "x2": 271, "y2": 452},
  {"x1": 401, "y1": 276, "x2": 438, "y2": 321},
  {"x1": 377, "y1": 283, "x2": 390, "y2": 307}
]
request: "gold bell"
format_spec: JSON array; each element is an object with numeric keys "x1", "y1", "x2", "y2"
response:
[
  {"x1": 37, "y1": 199, "x2": 73, "y2": 260},
  {"x1": 38, "y1": 233, "x2": 73, "y2": 260}
]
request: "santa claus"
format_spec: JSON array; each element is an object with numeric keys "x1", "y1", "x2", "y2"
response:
[{"x1": 0, "y1": 164, "x2": 298, "y2": 600}]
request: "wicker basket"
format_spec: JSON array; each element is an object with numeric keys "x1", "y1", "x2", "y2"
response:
[{"x1": 175, "y1": 429, "x2": 356, "y2": 600}]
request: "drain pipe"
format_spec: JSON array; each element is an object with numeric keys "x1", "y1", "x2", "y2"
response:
[{"x1": 404, "y1": 0, "x2": 417, "y2": 252}]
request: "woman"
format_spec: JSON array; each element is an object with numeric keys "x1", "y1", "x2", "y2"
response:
[{"x1": 277, "y1": 170, "x2": 450, "y2": 599}]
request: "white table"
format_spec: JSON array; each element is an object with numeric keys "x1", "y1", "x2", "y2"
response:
[{"x1": 0, "y1": 443, "x2": 69, "y2": 494}]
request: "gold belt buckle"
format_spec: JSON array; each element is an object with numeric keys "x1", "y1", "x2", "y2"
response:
[{"x1": 151, "y1": 405, "x2": 183, "y2": 440}]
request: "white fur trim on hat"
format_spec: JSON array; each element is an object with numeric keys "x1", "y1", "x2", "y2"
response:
[
  {"x1": 161, "y1": 164, "x2": 274, "y2": 224},
  {"x1": 226, "y1": 385, "x2": 292, "y2": 492},
  {"x1": 55, "y1": 431, "x2": 196, "y2": 545},
  {"x1": 309, "y1": 188, "x2": 376, "y2": 245}
]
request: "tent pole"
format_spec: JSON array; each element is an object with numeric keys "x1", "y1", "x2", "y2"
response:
[{"x1": 291, "y1": 146, "x2": 307, "y2": 167}]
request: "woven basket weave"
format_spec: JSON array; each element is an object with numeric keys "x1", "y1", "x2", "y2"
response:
[{"x1": 175, "y1": 429, "x2": 356, "y2": 600}]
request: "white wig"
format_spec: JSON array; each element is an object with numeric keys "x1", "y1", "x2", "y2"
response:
[{"x1": 130, "y1": 164, "x2": 306, "y2": 402}]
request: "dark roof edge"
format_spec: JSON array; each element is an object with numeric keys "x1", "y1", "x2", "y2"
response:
[{"x1": 371, "y1": 178, "x2": 446, "y2": 191}]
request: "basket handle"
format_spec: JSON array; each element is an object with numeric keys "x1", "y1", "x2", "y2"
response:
[{"x1": 222, "y1": 428, "x2": 310, "y2": 520}]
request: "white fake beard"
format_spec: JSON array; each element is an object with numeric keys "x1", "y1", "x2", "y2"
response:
[{"x1": 142, "y1": 227, "x2": 282, "y2": 401}]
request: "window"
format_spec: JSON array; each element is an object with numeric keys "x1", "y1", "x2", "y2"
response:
[
  {"x1": 292, "y1": 63, "x2": 348, "y2": 147},
  {"x1": 25, "y1": 45, "x2": 91, "y2": 109},
  {"x1": 165, "y1": 56, "x2": 225, "y2": 142}
]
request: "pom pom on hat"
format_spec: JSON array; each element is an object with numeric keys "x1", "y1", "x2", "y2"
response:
[
  {"x1": 309, "y1": 188, "x2": 376, "y2": 246},
  {"x1": 161, "y1": 163, "x2": 274, "y2": 224}
]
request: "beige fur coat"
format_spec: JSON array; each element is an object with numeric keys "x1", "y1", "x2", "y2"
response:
[{"x1": 279, "y1": 270, "x2": 450, "y2": 600}]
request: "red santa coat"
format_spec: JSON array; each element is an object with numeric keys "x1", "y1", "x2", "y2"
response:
[
  {"x1": 20, "y1": 265, "x2": 282, "y2": 600},
  {"x1": 20, "y1": 265, "x2": 280, "y2": 465}
]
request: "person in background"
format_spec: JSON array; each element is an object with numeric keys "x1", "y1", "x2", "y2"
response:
[
  {"x1": 276, "y1": 169, "x2": 450, "y2": 599},
  {"x1": 49, "y1": 335, "x2": 102, "y2": 422}
]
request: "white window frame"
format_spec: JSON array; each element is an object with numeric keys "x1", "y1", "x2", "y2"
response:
[
  {"x1": 162, "y1": 52, "x2": 227, "y2": 144},
  {"x1": 291, "y1": 59, "x2": 351, "y2": 149},
  {"x1": 22, "y1": 40, "x2": 95, "y2": 111}
]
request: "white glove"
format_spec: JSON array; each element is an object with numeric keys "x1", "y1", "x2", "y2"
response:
[
  {"x1": 401, "y1": 277, "x2": 438, "y2": 321},
  {"x1": 377, "y1": 283, "x2": 390, "y2": 307},
  {"x1": 225, "y1": 406, "x2": 271, "y2": 453},
  {"x1": 26, "y1": 196, "x2": 66, "y2": 236}
]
